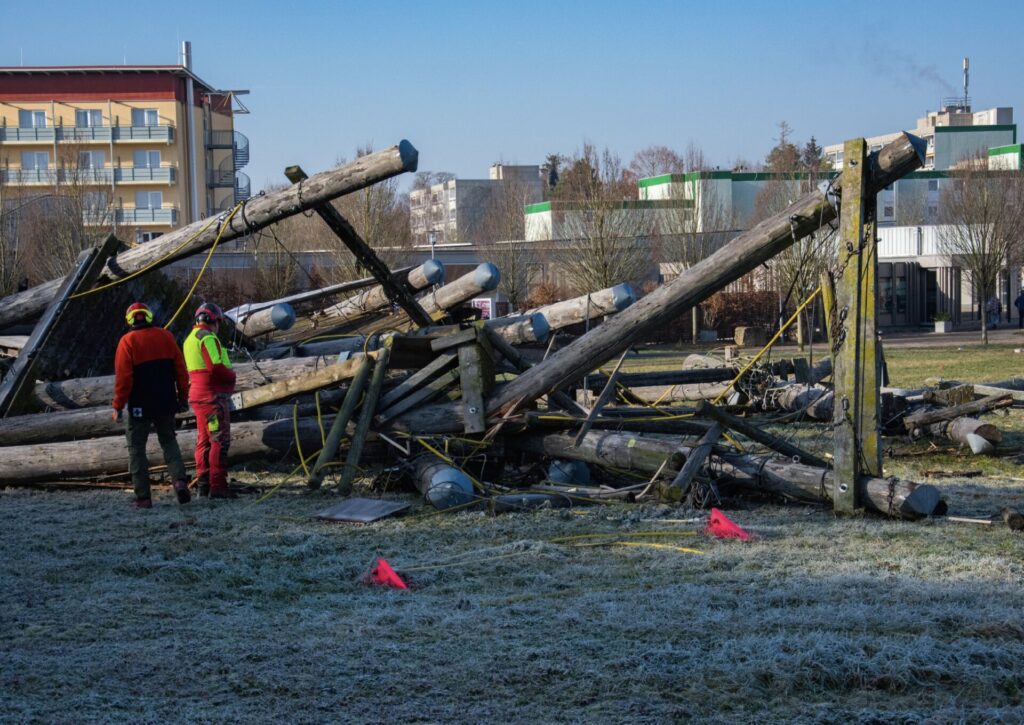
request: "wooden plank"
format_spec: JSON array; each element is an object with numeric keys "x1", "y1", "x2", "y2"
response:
[
  {"x1": 432, "y1": 327, "x2": 478, "y2": 352},
  {"x1": 573, "y1": 349, "x2": 629, "y2": 447},
  {"x1": 904, "y1": 392, "x2": 1013, "y2": 429},
  {"x1": 378, "y1": 352, "x2": 457, "y2": 410},
  {"x1": 459, "y1": 341, "x2": 489, "y2": 434},
  {"x1": 663, "y1": 423, "x2": 724, "y2": 501},
  {"x1": 0, "y1": 234, "x2": 120, "y2": 416},
  {"x1": 376, "y1": 368, "x2": 460, "y2": 424},
  {"x1": 284, "y1": 165, "x2": 432, "y2": 328},
  {"x1": 338, "y1": 346, "x2": 391, "y2": 493},
  {"x1": 228, "y1": 356, "x2": 370, "y2": 411},
  {"x1": 307, "y1": 354, "x2": 375, "y2": 489}
]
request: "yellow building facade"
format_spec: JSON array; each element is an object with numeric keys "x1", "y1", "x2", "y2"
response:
[{"x1": 0, "y1": 56, "x2": 248, "y2": 243}]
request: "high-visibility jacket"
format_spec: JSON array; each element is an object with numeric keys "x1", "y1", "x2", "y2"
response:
[
  {"x1": 112, "y1": 324, "x2": 189, "y2": 416},
  {"x1": 183, "y1": 324, "x2": 236, "y2": 401}
]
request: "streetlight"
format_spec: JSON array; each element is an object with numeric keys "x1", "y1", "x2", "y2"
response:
[{"x1": 428, "y1": 229, "x2": 437, "y2": 259}]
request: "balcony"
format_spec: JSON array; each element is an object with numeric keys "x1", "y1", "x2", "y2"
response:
[
  {"x1": 115, "y1": 166, "x2": 177, "y2": 183},
  {"x1": 0, "y1": 127, "x2": 56, "y2": 143},
  {"x1": 111, "y1": 126, "x2": 175, "y2": 143},
  {"x1": 0, "y1": 125, "x2": 174, "y2": 143},
  {"x1": 2, "y1": 167, "x2": 177, "y2": 186},
  {"x1": 115, "y1": 207, "x2": 178, "y2": 225}
]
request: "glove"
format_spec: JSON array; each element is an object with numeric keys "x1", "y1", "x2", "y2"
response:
[
  {"x1": 177, "y1": 400, "x2": 190, "y2": 414},
  {"x1": 112, "y1": 408, "x2": 123, "y2": 422}
]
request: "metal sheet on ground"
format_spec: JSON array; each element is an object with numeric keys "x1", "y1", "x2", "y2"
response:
[{"x1": 313, "y1": 497, "x2": 410, "y2": 523}]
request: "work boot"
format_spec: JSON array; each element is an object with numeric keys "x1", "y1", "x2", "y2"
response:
[
  {"x1": 194, "y1": 474, "x2": 210, "y2": 498},
  {"x1": 133, "y1": 497, "x2": 153, "y2": 509},
  {"x1": 173, "y1": 479, "x2": 191, "y2": 505},
  {"x1": 208, "y1": 487, "x2": 237, "y2": 500}
]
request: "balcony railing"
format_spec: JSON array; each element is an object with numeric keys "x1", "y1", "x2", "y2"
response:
[
  {"x1": 206, "y1": 130, "x2": 249, "y2": 169},
  {"x1": 0, "y1": 127, "x2": 56, "y2": 142},
  {"x1": 207, "y1": 169, "x2": 234, "y2": 188},
  {"x1": 0, "y1": 125, "x2": 174, "y2": 143},
  {"x1": 234, "y1": 172, "x2": 251, "y2": 202},
  {"x1": 115, "y1": 208, "x2": 178, "y2": 225},
  {"x1": 115, "y1": 167, "x2": 176, "y2": 183},
  {"x1": 1, "y1": 169, "x2": 59, "y2": 184},
  {"x1": 2, "y1": 167, "x2": 177, "y2": 185},
  {"x1": 112, "y1": 125, "x2": 174, "y2": 142}
]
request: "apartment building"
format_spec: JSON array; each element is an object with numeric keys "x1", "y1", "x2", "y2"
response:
[
  {"x1": 0, "y1": 42, "x2": 249, "y2": 244},
  {"x1": 409, "y1": 164, "x2": 542, "y2": 246}
]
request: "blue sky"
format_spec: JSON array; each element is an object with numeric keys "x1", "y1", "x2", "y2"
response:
[{"x1": 3, "y1": 0, "x2": 1020, "y2": 192}]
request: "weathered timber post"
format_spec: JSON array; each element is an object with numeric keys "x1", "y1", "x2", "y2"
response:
[
  {"x1": 0, "y1": 143, "x2": 418, "y2": 329},
  {"x1": 457, "y1": 333, "x2": 494, "y2": 435},
  {"x1": 832, "y1": 138, "x2": 881, "y2": 514},
  {"x1": 338, "y1": 346, "x2": 391, "y2": 493},
  {"x1": 307, "y1": 354, "x2": 374, "y2": 489},
  {"x1": 284, "y1": 165, "x2": 432, "y2": 328},
  {"x1": 482, "y1": 134, "x2": 926, "y2": 422}
]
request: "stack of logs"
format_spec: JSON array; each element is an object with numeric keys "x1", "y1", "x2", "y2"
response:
[{"x1": 2, "y1": 133, "x2": 1013, "y2": 521}]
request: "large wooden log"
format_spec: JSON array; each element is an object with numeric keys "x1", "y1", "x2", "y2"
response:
[
  {"x1": 507, "y1": 430, "x2": 942, "y2": 518},
  {"x1": 365, "y1": 263, "x2": 501, "y2": 334},
  {"x1": 484, "y1": 134, "x2": 925, "y2": 419},
  {"x1": 225, "y1": 270, "x2": 404, "y2": 322},
  {"x1": 0, "y1": 142, "x2": 419, "y2": 329},
  {"x1": 309, "y1": 260, "x2": 444, "y2": 328},
  {"x1": 697, "y1": 400, "x2": 830, "y2": 469},
  {"x1": 228, "y1": 355, "x2": 373, "y2": 411},
  {"x1": 0, "y1": 417, "x2": 330, "y2": 485},
  {"x1": 32, "y1": 356, "x2": 340, "y2": 411},
  {"x1": 520, "y1": 283, "x2": 635, "y2": 331},
  {"x1": 904, "y1": 392, "x2": 1013, "y2": 431}
]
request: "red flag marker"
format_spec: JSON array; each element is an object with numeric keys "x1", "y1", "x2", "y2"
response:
[
  {"x1": 365, "y1": 558, "x2": 409, "y2": 589},
  {"x1": 705, "y1": 508, "x2": 752, "y2": 541}
]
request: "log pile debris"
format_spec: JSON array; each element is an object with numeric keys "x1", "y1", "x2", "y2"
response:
[{"x1": 6, "y1": 134, "x2": 1017, "y2": 524}]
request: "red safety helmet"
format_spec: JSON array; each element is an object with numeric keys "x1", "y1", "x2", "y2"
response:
[
  {"x1": 125, "y1": 302, "x2": 154, "y2": 326},
  {"x1": 195, "y1": 302, "x2": 224, "y2": 325}
]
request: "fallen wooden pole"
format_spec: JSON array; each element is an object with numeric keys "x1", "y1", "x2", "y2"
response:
[
  {"x1": 520, "y1": 283, "x2": 635, "y2": 330},
  {"x1": 903, "y1": 392, "x2": 1013, "y2": 432},
  {"x1": 0, "y1": 142, "x2": 420, "y2": 328},
  {"x1": 484, "y1": 134, "x2": 925, "y2": 421},
  {"x1": 228, "y1": 355, "x2": 374, "y2": 411},
  {"x1": 306, "y1": 260, "x2": 444, "y2": 330},
  {"x1": 663, "y1": 422, "x2": 723, "y2": 501},
  {"x1": 506, "y1": 430, "x2": 942, "y2": 519}
]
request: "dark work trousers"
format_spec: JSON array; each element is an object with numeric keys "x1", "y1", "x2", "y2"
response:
[
  {"x1": 192, "y1": 396, "x2": 231, "y2": 493},
  {"x1": 126, "y1": 413, "x2": 188, "y2": 501}
]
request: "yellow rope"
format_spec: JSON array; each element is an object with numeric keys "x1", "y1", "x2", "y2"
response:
[
  {"x1": 69, "y1": 212, "x2": 224, "y2": 299},
  {"x1": 712, "y1": 285, "x2": 822, "y2": 406},
  {"x1": 415, "y1": 436, "x2": 487, "y2": 492},
  {"x1": 314, "y1": 391, "x2": 326, "y2": 447},
  {"x1": 163, "y1": 203, "x2": 244, "y2": 329}
]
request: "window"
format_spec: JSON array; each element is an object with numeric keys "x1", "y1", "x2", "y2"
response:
[
  {"x1": 75, "y1": 109, "x2": 103, "y2": 127},
  {"x1": 135, "y1": 191, "x2": 162, "y2": 209},
  {"x1": 20, "y1": 151, "x2": 49, "y2": 170},
  {"x1": 18, "y1": 110, "x2": 46, "y2": 128},
  {"x1": 136, "y1": 231, "x2": 164, "y2": 243},
  {"x1": 927, "y1": 179, "x2": 939, "y2": 191},
  {"x1": 883, "y1": 206, "x2": 894, "y2": 217},
  {"x1": 133, "y1": 150, "x2": 161, "y2": 168},
  {"x1": 78, "y1": 151, "x2": 104, "y2": 169},
  {"x1": 131, "y1": 108, "x2": 159, "y2": 127}
]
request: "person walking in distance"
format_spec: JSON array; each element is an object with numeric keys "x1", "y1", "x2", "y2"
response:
[
  {"x1": 112, "y1": 302, "x2": 191, "y2": 509},
  {"x1": 1014, "y1": 290, "x2": 1024, "y2": 330},
  {"x1": 183, "y1": 302, "x2": 236, "y2": 498}
]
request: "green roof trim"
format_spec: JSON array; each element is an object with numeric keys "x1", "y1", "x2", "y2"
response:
[
  {"x1": 988, "y1": 144, "x2": 1023, "y2": 156},
  {"x1": 637, "y1": 171, "x2": 733, "y2": 187},
  {"x1": 524, "y1": 201, "x2": 551, "y2": 214},
  {"x1": 637, "y1": 173, "x2": 679, "y2": 188},
  {"x1": 934, "y1": 124, "x2": 1016, "y2": 138}
]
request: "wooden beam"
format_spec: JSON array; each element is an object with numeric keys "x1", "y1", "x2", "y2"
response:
[
  {"x1": 458, "y1": 339, "x2": 491, "y2": 435},
  {"x1": 0, "y1": 234, "x2": 120, "y2": 416},
  {"x1": 663, "y1": 422, "x2": 724, "y2": 502},
  {"x1": 375, "y1": 368, "x2": 460, "y2": 424},
  {"x1": 284, "y1": 165, "x2": 432, "y2": 328},
  {"x1": 697, "y1": 401, "x2": 830, "y2": 468},
  {"x1": 378, "y1": 352, "x2": 458, "y2": 410},
  {"x1": 573, "y1": 349, "x2": 629, "y2": 446},
  {"x1": 307, "y1": 354, "x2": 375, "y2": 489},
  {"x1": 832, "y1": 137, "x2": 879, "y2": 514},
  {"x1": 338, "y1": 346, "x2": 390, "y2": 494}
]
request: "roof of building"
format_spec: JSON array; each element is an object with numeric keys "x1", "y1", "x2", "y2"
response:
[{"x1": 0, "y1": 65, "x2": 245, "y2": 96}]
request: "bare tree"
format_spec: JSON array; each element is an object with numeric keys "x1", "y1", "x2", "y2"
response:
[
  {"x1": 938, "y1": 163, "x2": 1024, "y2": 344},
  {"x1": 554, "y1": 144, "x2": 653, "y2": 294},
  {"x1": 628, "y1": 145, "x2": 686, "y2": 179},
  {"x1": 479, "y1": 178, "x2": 538, "y2": 310}
]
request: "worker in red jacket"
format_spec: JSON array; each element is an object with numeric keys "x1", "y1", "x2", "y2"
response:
[
  {"x1": 183, "y1": 302, "x2": 237, "y2": 498},
  {"x1": 112, "y1": 302, "x2": 191, "y2": 508}
]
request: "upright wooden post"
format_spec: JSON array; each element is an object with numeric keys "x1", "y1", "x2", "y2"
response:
[{"x1": 832, "y1": 138, "x2": 882, "y2": 514}]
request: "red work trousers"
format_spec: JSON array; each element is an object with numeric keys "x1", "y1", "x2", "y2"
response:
[{"x1": 192, "y1": 396, "x2": 231, "y2": 493}]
